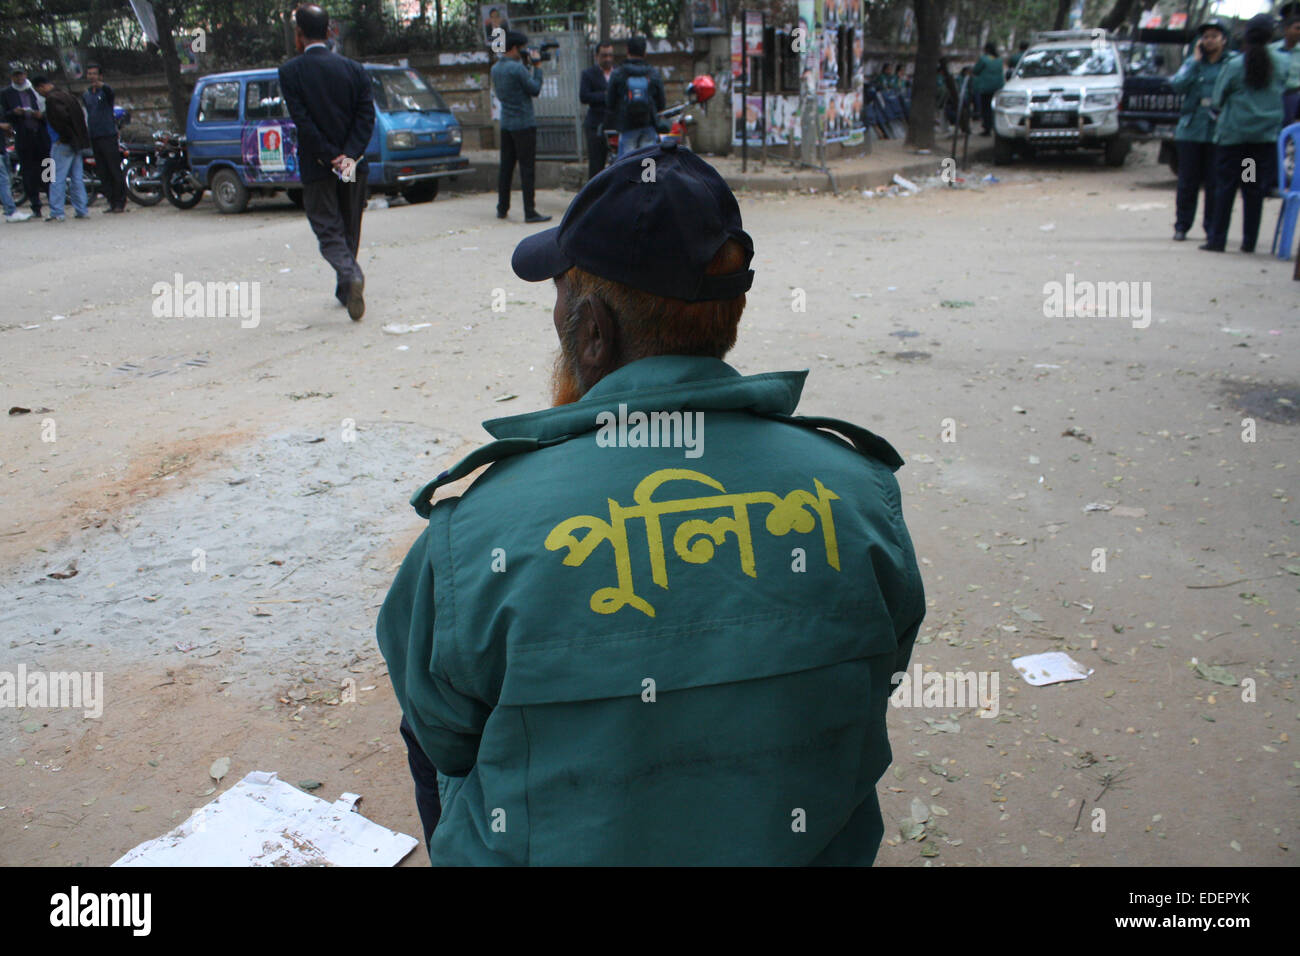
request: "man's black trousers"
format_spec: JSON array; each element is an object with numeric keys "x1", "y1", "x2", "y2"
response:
[
  {"x1": 1174, "y1": 140, "x2": 1216, "y2": 235},
  {"x1": 586, "y1": 127, "x2": 607, "y2": 181},
  {"x1": 399, "y1": 714, "x2": 442, "y2": 852},
  {"x1": 90, "y1": 134, "x2": 126, "y2": 210},
  {"x1": 498, "y1": 126, "x2": 539, "y2": 217},
  {"x1": 301, "y1": 170, "x2": 367, "y2": 288}
]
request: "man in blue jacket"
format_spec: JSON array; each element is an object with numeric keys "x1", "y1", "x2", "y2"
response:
[
  {"x1": 491, "y1": 31, "x2": 552, "y2": 223},
  {"x1": 83, "y1": 64, "x2": 126, "y2": 213},
  {"x1": 279, "y1": 4, "x2": 375, "y2": 320}
]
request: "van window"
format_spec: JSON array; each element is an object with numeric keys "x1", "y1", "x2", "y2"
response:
[
  {"x1": 245, "y1": 79, "x2": 289, "y2": 120},
  {"x1": 369, "y1": 69, "x2": 449, "y2": 113},
  {"x1": 197, "y1": 81, "x2": 241, "y2": 123}
]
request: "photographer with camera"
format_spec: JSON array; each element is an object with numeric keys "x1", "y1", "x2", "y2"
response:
[{"x1": 490, "y1": 30, "x2": 552, "y2": 223}]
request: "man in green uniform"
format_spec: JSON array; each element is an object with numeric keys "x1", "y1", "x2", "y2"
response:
[
  {"x1": 1271, "y1": 5, "x2": 1300, "y2": 122},
  {"x1": 376, "y1": 142, "x2": 925, "y2": 866},
  {"x1": 1202, "y1": 14, "x2": 1291, "y2": 252},
  {"x1": 1169, "y1": 19, "x2": 1228, "y2": 241},
  {"x1": 971, "y1": 42, "x2": 1004, "y2": 135}
]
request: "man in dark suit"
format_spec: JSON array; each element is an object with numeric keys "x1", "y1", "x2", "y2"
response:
[
  {"x1": 579, "y1": 42, "x2": 614, "y2": 180},
  {"x1": 278, "y1": 4, "x2": 376, "y2": 320}
]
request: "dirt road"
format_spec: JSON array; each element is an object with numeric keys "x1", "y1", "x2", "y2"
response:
[{"x1": 2, "y1": 147, "x2": 1296, "y2": 866}]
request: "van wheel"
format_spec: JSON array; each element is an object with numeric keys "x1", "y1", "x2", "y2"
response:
[
  {"x1": 993, "y1": 134, "x2": 1015, "y2": 165},
  {"x1": 401, "y1": 181, "x2": 438, "y2": 204},
  {"x1": 211, "y1": 168, "x2": 250, "y2": 214},
  {"x1": 1103, "y1": 136, "x2": 1131, "y2": 167}
]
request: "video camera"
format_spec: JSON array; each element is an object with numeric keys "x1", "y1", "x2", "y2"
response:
[{"x1": 529, "y1": 41, "x2": 560, "y2": 63}]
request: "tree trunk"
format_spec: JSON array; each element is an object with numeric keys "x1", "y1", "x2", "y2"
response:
[
  {"x1": 1098, "y1": 0, "x2": 1138, "y2": 32},
  {"x1": 1053, "y1": 0, "x2": 1070, "y2": 31},
  {"x1": 906, "y1": 0, "x2": 945, "y2": 150},
  {"x1": 284, "y1": 4, "x2": 296, "y2": 57},
  {"x1": 153, "y1": 1, "x2": 190, "y2": 129},
  {"x1": 600, "y1": 0, "x2": 611, "y2": 42},
  {"x1": 435, "y1": 0, "x2": 443, "y2": 46}
]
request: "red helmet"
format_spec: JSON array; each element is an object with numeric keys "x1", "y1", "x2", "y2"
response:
[{"x1": 687, "y1": 74, "x2": 716, "y2": 104}]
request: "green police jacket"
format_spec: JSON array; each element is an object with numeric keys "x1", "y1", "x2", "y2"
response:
[
  {"x1": 1270, "y1": 39, "x2": 1300, "y2": 92},
  {"x1": 1212, "y1": 49, "x2": 1291, "y2": 145},
  {"x1": 1170, "y1": 55, "x2": 1226, "y2": 143},
  {"x1": 376, "y1": 355, "x2": 925, "y2": 865},
  {"x1": 971, "y1": 54, "x2": 1005, "y2": 95}
]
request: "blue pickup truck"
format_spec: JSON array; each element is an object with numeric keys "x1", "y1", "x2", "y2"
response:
[{"x1": 185, "y1": 63, "x2": 470, "y2": 213}]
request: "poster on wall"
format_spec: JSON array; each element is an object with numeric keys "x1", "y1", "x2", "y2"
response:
[
  {"x1": 733, "y1": 93, "x2": 765, "y2": 146},
  {"x1": 692, "y1": 0, "x2": 728, "y2": 35},
  {"x1": 60, "y1": 48, "x2": 84, "y2": 80},
  {"x1": 731, "y1": 17, "x2": 743, "y2": 78},
  {"x1": 481, "y1": 3, "x2": 510, "y2": 50}
]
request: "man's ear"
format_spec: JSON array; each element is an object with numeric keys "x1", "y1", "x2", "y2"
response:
[{"x1": 575, "y1": 293, "x2": 621, "y2": 387}]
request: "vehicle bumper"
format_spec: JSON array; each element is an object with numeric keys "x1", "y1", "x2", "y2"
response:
[
  {"x1": 994, "y1": 108, "x2": 1121, "y2": 144},
  {"x1": 372, "y1": 156, "x2": 471, "y2": 187}
]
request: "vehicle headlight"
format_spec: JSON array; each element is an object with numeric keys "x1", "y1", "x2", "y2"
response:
[
  {"x1": 1085, "y1": 92, "x2": 1120, "y2": 108},
  {"x1": 449, "y1": 126, "x2": 462, "y2": 145},
  {"x1": 387, "y1": 130, "x2": 415, "y2": 150},
  {"x1": 996, "y1": 92, "x2": 1029, "y2": 109}
]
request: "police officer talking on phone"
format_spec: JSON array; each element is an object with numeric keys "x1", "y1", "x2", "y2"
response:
[{"x1": 1169, "y1": 19, "x2": 1228, "y2": 242}]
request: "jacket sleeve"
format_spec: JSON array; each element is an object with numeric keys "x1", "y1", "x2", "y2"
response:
[
  {"x1": 375, "y1": 526, "x2": 491, "y2": 777},
  {"x1": 343, "y1": 62, "x2": 376, "y2": 159},
  {"x1": 1168, "y1": 58, "x2": 1199, "y2": 93},
  {"x1": 278, "y1": 63, "x2": 338, "y2": 162},
  {"x1": 1211, "y1": 59, "x2": 1235, "y2": 110},
  {"x1": 606, "y1": 69, "x2": 622, "y2": 111},
  {"x1": 523, "y1": 62, "x2": 544, "y2": 97}
]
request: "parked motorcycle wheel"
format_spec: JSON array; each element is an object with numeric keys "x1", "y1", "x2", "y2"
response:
[
  {"x1": 125, "y1": 159, "x2": 164, "y2": 206},
  {"x1": 162, "y1": 158, "x2": 204, "y2": 209}
]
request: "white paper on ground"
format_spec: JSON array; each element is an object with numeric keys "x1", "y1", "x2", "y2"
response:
[
  {"x1": 1012, "y1": 651, "x2": 1094, "y2": 687},
  {"x1": 112, "y1": 771, "x2": 419, "y2": 867}
]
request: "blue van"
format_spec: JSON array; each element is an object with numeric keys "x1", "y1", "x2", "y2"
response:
[{"x1": 186, "y1": 63, "x2": 470, "y2": 213}]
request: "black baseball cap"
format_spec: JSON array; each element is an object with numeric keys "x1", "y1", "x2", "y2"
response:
[
  {"x1": 511, "y1": 140, "x2": 754, "y2": 302},
  {"x1": 1195, "y1": 18, "x2": 1228, "y2": 36}
]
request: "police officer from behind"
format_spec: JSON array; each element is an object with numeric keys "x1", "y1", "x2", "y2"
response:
[
  {"x1": 1201, "y1": 14, "x2": 1291, "y2": 253},
  {"x1": 1169, "y1": 19, "x2": 1228, "y2": 242},
  {"x1": 579, "y1": 41, "x2": 614, "y2": 180},
  {"x1": 377, "y1": 143, "x2": 926, "y2": 865},
  {"x1": 606, "y1": 36, "x2": 666, "y2": 158}
]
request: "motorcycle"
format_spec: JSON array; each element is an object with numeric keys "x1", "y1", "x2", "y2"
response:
[
  {"x1": 604, "y1": 74, "x2": 716, "y2": 165},
  {"x1": 156, "y1": 131, "x2": 204, "y2": 209},
  {"x1": 122, "y1": 139, "x2": 163, "y2": 206}
]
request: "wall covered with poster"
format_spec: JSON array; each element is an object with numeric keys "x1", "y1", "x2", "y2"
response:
[{"x1": 729, "y1": 0, "x2": 865, "y2": 149}]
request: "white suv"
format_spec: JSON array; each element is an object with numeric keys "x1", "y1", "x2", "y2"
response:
[{"x1": 993, "y1": 29, "x2": 1129, "y2": 166}]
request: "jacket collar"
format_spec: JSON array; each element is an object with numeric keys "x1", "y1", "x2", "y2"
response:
[{"x1": 483, "y1": 355, "x2": 808, "y2": 443}]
